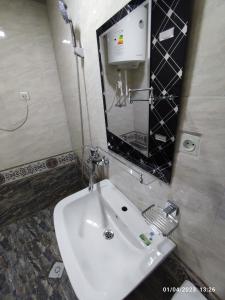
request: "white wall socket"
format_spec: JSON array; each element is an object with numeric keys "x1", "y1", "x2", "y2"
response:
[
  {"x1": 179, "y1": 132, "x2": 201, "y2": 156},
  {"x1": 19, "y1": 91, "x2": 30, "y2": 101}
]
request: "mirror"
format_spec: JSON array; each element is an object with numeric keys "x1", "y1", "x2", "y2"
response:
[
  {"x1": 97, "y1": 0, "x2": 191, "y2": 183},
  {"x1": 98, "y1": 3, "x2": 151, "y2": 157}
]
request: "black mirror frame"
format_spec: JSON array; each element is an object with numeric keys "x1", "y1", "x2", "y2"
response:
[{"x1": 96, "y1": 0, "x2": 191, "y2": 184}]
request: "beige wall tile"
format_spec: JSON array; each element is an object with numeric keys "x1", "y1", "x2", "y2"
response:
[
  {"x1": 0, "y1": 0, "x2": 72, "y2": 170},
  {"x1": 47, "y1": 0, "x2": 225, "y2": 298}
]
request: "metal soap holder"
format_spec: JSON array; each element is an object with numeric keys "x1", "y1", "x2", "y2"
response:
[{"x1": 142, "y1": 201, "x2": 180, "y2": 236}]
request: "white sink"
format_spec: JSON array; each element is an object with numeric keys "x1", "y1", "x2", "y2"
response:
[{"x1": 54, "y1": 179, "x2": 175, "y2": 300}]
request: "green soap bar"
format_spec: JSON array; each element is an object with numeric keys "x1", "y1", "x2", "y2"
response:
[{"x1": 139, "y1": 233, "x2": 151, "y2": 246}]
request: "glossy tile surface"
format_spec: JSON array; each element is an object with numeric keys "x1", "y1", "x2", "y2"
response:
[
  {"x1": 47, "y1": 0, "x2": 225, "y2": 298},
  {"x1": 0, "y1": 152, "x2": 77, "y2": 185},
  {"x1": 0, "y1": 207, "x2": 77, "y2": 300},
  {"x1": 0, "y1": 0, "x2": 72, "y2": 171}
]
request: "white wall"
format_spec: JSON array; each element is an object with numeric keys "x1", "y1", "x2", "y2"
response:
[
  {"x1": 100, "y1": 36, "x2": 135, "y2": 137},
  {"x1": 0, "y1": 0, "x2": 72, "y2": 170},
  {"x1": 47, "y1": 0, "x2": 225, "y2": 298},
  {"x1": 47, "y1": 0, "x2": 88, "y2": 148}
]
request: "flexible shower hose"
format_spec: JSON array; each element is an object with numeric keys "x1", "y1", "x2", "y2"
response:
[{"x1": 0, "y1": 99, "x2": 29, "y2": 132}]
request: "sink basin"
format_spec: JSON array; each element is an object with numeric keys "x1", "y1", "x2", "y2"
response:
[{"x1": 54, "y1": 179, "x2": 175, "y2": 300}]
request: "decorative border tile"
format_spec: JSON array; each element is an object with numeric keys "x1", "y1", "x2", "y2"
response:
[{"x1": 0, "y1": 152, "x2": 77, "y2": 186}]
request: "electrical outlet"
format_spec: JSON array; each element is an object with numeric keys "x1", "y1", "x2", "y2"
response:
[
  {"x1": 180, "y1": 132, "x2": 201, "y2": 156},
  {"x1": 19, "y1": 91, "x2": 30, "y2": 101}
]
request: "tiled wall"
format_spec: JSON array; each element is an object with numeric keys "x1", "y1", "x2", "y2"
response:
[
  {"x1": 0, "y1": 0, "x2": 72, "y2": 171},
  {"x1": 47, "y1": 0, "x2": 225, "y2": 298},
  {"x1": 0, "y1": 152, "x2": 85, "y2": 227},
  {"x1": 47, "y1": 0, "x2": 85, "y2": 149}
]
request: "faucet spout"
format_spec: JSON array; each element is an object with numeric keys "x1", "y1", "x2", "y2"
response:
[
  {"x1": 87, "y1": 147, "x2": 109, "y2": 192},
  {"x1": 88, "y1": 163, "x2": 95, "y2": 191}
]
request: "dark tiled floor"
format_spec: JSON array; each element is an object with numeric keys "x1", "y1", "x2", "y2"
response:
[
  {"x1": 0, "y1": 206, "x2": 212, "y2": 300},
  {"x1": 0, "y1": 207, "x2": 77, "y2": 300},
  {"x1": 0, "y1": 206, "x2": 177, "y2": 300}
]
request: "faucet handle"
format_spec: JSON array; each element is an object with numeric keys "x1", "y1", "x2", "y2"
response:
[
  {"x1": 163, "y1": 201, "x2": 179, "y2": 217},
  {"x1": 103, "y1": 156, "x2": 109, "y2": 166},
  {"x1": 87, "y1": 147, "x2": 109, "y2": 167},
  {"x1": 89, "y1": 147, "x2": 100, "y2": 162},
  {"x1": 96, "y1": 156, "x2": 109, "y2": 166},
  {"x1": 90, "y1": 147, "x2": 98, "y2": 156}
]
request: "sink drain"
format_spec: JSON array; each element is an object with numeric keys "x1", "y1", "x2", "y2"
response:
[{"x1": 103, "y1": 229, "x2": 114, "y2": 240}]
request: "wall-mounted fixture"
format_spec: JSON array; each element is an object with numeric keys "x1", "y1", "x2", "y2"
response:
[
  {"x1": 104, "y1": 5, "x2": 148, "y2": 111},
  {"x1": 142, "y1": 200, "x2": 180, "y2": 236},
  {"x1": 54, "y1": 179, "x2": 176, "y2": 299},
  {"x1": 87, "y1": 147, "x2": 109, "y2": 191},
  {"x1": 19, "y1": 91, "x2": 30, "y2": 101},
  {"x1": 180, "y1": 132, "x2": 201, "y2": 156},
  {"x1": 97, "y1": 0, "x2": 191, "y2": 183},
  {"x1": 107, "y1": 5, "x2": 147, "y2": 69},
  {"x1": 58, "y1": 0, "x2": 84, "y2": 58}
]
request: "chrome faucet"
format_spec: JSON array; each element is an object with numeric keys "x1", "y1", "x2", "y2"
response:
[
  {"x1": 87, "y1": 147, "x2": 109, "y2": 191},
  {"x1": 163, "y1": 201, "x2": 179, "y2": 217}
]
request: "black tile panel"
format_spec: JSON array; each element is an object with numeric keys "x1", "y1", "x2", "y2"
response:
[{"x1": 97, "y1": 0, "x2": 191, "y2": 183}]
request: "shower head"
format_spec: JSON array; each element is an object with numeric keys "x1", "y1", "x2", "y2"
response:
[
  {"x1": 58, "y1": 0, "x2": 70, "y2": 23},
  {"x1": 57, "y1": 0, "x2": 85, "y2": 58}
]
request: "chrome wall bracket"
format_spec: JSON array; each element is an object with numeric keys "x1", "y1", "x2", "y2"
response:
[
  {"x1": 128, "y1": 87, "x2": 178, "y2": 105},
  {"x1": 128, "y1": 87, "x2": 153, "y2": 104},
  {"x1": 142, "y1": 201, "x2": 180, "y2": 236}
]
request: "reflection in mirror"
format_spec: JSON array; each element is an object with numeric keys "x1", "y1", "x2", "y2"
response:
[
  {"x1": 98, "y1": 2, "x2": 151, "y2": 157},
  {"x1": 97, "y1": 0, "x2": 191, "y2": 183}
]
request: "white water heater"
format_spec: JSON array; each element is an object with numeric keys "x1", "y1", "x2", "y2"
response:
[{"x1": 107, "y1": 5, "x2": 148, "y2": 69}]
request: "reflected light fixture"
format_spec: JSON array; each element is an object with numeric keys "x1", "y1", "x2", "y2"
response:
[
  {"x1": 62, "y1": 39, "x2": 71, "y2": 44},
  {"x1": 0, "y1": 30, "x2": 6, "y2": 38}
]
